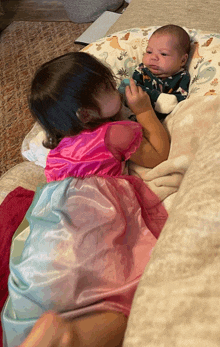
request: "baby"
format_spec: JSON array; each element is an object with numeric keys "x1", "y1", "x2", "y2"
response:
[{"x1": 119, "y1": 24, "x2": 191, "y2": 121}]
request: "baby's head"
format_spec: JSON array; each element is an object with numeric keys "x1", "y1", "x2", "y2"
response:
[
  {"x1": 29, "y1": 52, "x2": 122, "y2": 149},
  {"x1": 143, "y1": 24, "x2": 191, "y2": 78}
]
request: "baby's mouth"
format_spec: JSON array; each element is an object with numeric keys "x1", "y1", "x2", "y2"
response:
[{"x1": 149, "y1": 65, "x2": 159, "y2": 70}]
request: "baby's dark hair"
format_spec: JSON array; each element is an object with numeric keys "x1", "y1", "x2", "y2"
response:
[
  {"x1": 152, "y1": 24, "x2": 191, "y2": 56},
  {"x1": 29, "y1": 52, "x2": 117, "y2": 149}
]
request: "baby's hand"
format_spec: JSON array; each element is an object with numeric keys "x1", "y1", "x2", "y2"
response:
[{"x1": 125, "y1": 78, "x2": 152, "y2": 115}]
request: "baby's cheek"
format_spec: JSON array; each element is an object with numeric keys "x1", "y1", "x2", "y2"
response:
[{"x1": 142, "y1": 54, "x2": 148, "y2": 66}]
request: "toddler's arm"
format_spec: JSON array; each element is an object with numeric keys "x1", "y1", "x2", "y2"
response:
[{"x1": 126, "y1": 78, "x2": 170, "y2": 168}]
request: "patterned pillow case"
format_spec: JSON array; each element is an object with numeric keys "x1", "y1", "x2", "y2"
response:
[{"x1": 82, "y1": 26, "x2": 220, "y2": 97}]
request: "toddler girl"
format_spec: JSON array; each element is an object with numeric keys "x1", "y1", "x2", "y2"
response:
[{"x1": 2, "y1": 52, "x2": 170, "y2": 347}]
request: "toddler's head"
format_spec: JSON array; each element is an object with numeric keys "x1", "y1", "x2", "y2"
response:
[
  {"x1": 29, "y1": 52, "x2": 122, "y2": 149},
  {"x1": 143, "y1": 24, "x2": 191, "y2": 78}
]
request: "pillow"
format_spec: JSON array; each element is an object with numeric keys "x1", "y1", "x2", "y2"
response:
[
  {"x1": 22, "y1": 26, "x2": 220, "y2": 168},
  {"x1": 82, "y1": 26, "x2": 220, "y2": 96},
  {"x1": 21, "y1": 122, "x2": 49, "y2": 168}
]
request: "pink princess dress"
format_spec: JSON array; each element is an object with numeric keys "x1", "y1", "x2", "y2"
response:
[{"x1": 2, "y1": 120, "x2": 168, "y2": 347}]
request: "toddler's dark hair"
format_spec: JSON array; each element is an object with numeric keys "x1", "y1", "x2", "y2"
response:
[
  {"x1": 152, "y1": 24, "x2": 191, "y2": 56},
  {"x1": 29, "y1": 52, "x2": 117, "y2": 149}
]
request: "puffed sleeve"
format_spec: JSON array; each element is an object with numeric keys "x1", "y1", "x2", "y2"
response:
[{"x1": 105, "y1": 121, "x2": 143, "y2": 161}]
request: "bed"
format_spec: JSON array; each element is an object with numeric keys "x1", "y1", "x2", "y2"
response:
[{"x1": 1, "y1": 0, "x2": 220, "y2": 345}]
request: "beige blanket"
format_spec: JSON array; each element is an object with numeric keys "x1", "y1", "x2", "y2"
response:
[
  {"x1": 123, "y1": 101, "x2": 220, "y2": 346},
  {"x1": 129, "y1": 95, "x2": 220, "y2": 212}
]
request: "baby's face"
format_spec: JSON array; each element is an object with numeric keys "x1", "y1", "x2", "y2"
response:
[{"x1": 142, "y1": 34, "x2": 188, "y2": 78}]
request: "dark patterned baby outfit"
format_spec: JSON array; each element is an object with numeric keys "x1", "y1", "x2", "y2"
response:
[{"x1": 119, "y1": 63, "x2": 190, "y2": 122}]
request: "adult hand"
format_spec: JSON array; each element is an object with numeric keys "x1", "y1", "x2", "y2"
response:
[
  {"x1": 18, "y1": 311, "x2": 78, "y2": 347},
  {"x1": 125, "y1": 78, "x2": 152, "y2": 115},
  {"x1": 17, "y1": 311, "x2": 127, "y2": 347}
]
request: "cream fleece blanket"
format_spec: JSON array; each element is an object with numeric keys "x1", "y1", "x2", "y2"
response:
[
  {"x1": 123, "y1": 99, "x2": 220, "y2": 346},
  {"x1": 129, "y1": 94, "x2": 220, "y2": 212}
]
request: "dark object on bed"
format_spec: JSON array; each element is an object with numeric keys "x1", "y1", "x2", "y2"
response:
[
  {"x1": 62, "y1": 0, "x2": 124, "y2": 23},
  {"x1": 0, "y1": 0, "x2": 20, "y2": 34}
]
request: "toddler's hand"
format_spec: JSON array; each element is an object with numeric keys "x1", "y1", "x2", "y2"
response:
[{"x1": 125, "y1": 78, "x2": 152, "y2": 115}]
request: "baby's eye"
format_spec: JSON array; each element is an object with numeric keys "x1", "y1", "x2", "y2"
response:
[
  {"x1": 146, "y1": 51, "x2": 151, "y2": 54},
  {"x1": 161, "y1": 53, "x2": 167, "y2": 56}
]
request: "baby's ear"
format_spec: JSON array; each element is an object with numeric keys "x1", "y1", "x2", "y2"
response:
[
  {"x1": 181, "y1": 53, "x2": 188, "y2": 66},
  {"x1": 76, "y1": 108, "x2": 99, "y2": 123}
]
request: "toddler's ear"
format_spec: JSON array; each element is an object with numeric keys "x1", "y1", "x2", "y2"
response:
[{"x1": 76, "y1": 108, "x2": 99, "y2": 123}]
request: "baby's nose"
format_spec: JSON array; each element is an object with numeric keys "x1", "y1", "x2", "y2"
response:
[{"x1": 151, "y1": 54, "x2": 159, "y2": 60}]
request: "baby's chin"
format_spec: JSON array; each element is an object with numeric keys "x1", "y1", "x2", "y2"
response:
[
  {"x1": 145, "y1": 65, "x2": 181, "y2": 78},
  {"x1": 147, "y1": 67, "x2": 169, "y2": 78},
  {"x1": 154, "y1": 73, "x2": 170, "y2": 78}
]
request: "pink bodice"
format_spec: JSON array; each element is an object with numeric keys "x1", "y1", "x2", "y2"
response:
[{"x1": 45, "y1": 120, "x2": 143, "y2": 183}]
